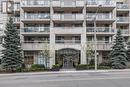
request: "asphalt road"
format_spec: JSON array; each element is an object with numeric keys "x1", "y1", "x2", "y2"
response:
[{"x1": 0, "y1": 71, "x2": 130, "y2": 87}]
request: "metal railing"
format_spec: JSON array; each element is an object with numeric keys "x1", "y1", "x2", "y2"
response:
[
  {"x1": 117, "y1": 17, "x2": 129, "y2": 22},
  {"x1": 86, "y1": 27, "x2": 114, "y2": 33},
  {"x1": 22, "y1": 13, "x2": 50, "y2": 19},
  {"x1": 55, "y1": 40, "x2": 81, "y2": 44},
  {"x1": 23, "y1": 41, "x2": 49, "y2": 43},
  {"x1": 22, "y1": 27, "x2": 50, "y2": 32},
  {"x1": 13, "y1": 17, "x2": 20, "y2": 23},
  {"x1": 119, "y1": 29, "x2": 129, "y2": 34},
  {"x1": 52, "y1": 0, "x2": 84, "y2": 7},
  {"x1": 21, "y1": 0, "x2": 50, "y2": 7},
  {"x1": 87, "y1": 0, "x2": 115, "y2": 5},
  {"x1": 86, "y1": 42, "x2": 112, "y2": 50},
  {"x1": 53, "y1": 14, "x2": 83, "y2": 20},
  {"x1": 116, "y1": 4, "x2": 129, "y2": 9},
  {"x1": 87, "y1": 41, "x2": 111, "y2": 43},
  {"x1": 53, "y1": 27, "x2": 83, "y2": 29},
  {"x1": 14, "y1": 3, "x2": 20, "y2": 10},
  {"x1": 87, "y1": 13, "x2": 112, "y2": 19}
]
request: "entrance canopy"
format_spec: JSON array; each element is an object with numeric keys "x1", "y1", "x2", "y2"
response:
[{"x1": 56, "y1": 48, "x2": 80, "y2": 55}]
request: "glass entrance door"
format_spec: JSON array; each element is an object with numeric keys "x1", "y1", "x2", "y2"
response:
[{"x1": 63, "y1": 56, "x2": 73, "y2": 69}]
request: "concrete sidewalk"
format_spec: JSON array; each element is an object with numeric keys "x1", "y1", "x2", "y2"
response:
[{"x1": 0, "y1": 69, "x2": 130, "y2": 77}]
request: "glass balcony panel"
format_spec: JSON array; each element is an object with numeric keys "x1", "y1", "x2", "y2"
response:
[
  {"x1": 86, "y1": 27, "x2": 114, "y2": 33},
  {"x1": 118, "y1": 29, "x2": 129, "y2": 34},
  {"x1": 117, "y1": 17, "x2": 129, "y2": 22},
  {"x1": 23, "y1": 13, "x2": 50, "y2": 19},
  {"x1": 23, "y1": 27, "x2": 50, "y2": 32},
  {"x1": 21, "y1": 0, "x2": 50, "y2": 6},
  {"x1": 87, "y1": 13, "x2": 111, "y2": 19},
  {"x1": 117, "y1": 4, "x2": 129, "y2": 9},
  {"x1": 55, "y1": 40, "x2": 81, "y2": 44},
  {"x1": 87, "y1": 0, "x2": 115, "y2": 5},
  {"x1": 13, "y1": 17, "x2": 20, "y2": 23}
]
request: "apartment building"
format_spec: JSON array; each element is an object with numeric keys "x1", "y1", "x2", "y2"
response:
[
  {"x1": 0, "y1": 2, "x2": 7, "y2": 65},
  {"x1": 0, "y1": 0, "x2": 130, "y2": 69}
]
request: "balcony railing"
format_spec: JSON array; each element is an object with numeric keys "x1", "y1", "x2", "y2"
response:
[
  {"x1": 87, "y1": 13, "x2": 112, "y2": 20},
  {"x1": 22, "y1": 42, "x2": 49, "y2": 50},
  {"x1": 117, "y1": 17, "x2": 129, "y2": 22},
  {"x1": 13, "y1": 17, "x2": 20, "y2": 23},
  {"x1": 87, "y1": 0, "x2": 115, "y2": 6},
  {"x1": 53, "y1": 14, "x2": 84, "y2": 20},
  {"x1": 86, "y1": 42, "x2": 112, "y2": 50},
  {"x1": 86, "y1": 27, "x2": 114, "y2": 33},
  {"x1": 22, "y1": 27, "x2": 50, "y2": 33},
  {"x1": 23, "y1": 41, "x2": 49, "y2": 43},
  {"x1": 21, "y1": 0, "x2": 50, "y2": 7},
  {"x1": 14, "y1": 3, "x2": 20, "y2": 11},
  {"x1": 55, "y1": 40, "x2": 81, "y2": 44},
  {"x1": 54, "y1": 27, "x2": 83, "y2": 29},
  {"x1": 22, "y1": 13, "x2": 50, "y2": 19},
  {"x1": 116, "y1": 4, "x2": 129, "y2": 9},
  {"x1": 119, "y1": 29, "x2": 129, "y2": 34},
  {"x1": 52, "y1": 0, "x2": 84, "y2": 7}
]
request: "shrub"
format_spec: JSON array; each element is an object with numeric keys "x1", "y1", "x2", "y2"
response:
[
  {"x1": 76, "y1": 64, "x2": 89, "y2": 70},
  {"x1": 76, "y1": 64, "x2": 111, "y2": 70},
  {"x1": 30, "y1": 64, "x2": 45, "y2": 71},
  {"x1": 51, "y1": 64, "x2": 60, "y2": 71},
  {"x1": 31, "y1": 64, "x2": 45, "y2": 69},
  {"x1": 99, "y1": 62, "x2": 111, "y2": 66},
  {"x1": 98, "y1": 66, "x2": 111, "y2": 69},
  {"x1": 89, "y1": 59, "x2": 95, "y2": 66}
]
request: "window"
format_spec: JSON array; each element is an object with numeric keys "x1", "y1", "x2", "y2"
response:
[
  {"x1": 87, "y1": 36, "x2": 93, "y2": 41},
  {"x1": 24, "y1": 56, "x2": 34, "y2": 65},
  {"x1": 0, "y1": 37, "x2": 3, "y2": 44},
  {"x1": 0, "y1": 59, "x2": 1, "y2": 65}
]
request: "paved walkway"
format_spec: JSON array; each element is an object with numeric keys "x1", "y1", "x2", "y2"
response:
[{"x1": 0, "y1": 69, "x2": 130, "y2": 76}]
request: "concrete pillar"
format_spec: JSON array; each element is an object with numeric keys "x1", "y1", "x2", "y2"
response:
[
  {"x1": 80, "y1": 3, "x2": 87, "y2": 64},
  {"x1": 49, "y1": 0, "x2": 55, "y2": 68},
  {"x1": 98, "y1": 52, "x2": 103, "y2": 64}
]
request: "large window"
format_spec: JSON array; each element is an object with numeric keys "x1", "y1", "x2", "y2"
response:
[
  {"x1": 24, "y1": 56, "x2": 34, "y2": 65},
  {"x1": 0, "y1": 36, "x2": 3, "y2": 44},
  {"x1": 0, "y1": 59, "x2": 1, "y2": 65},
  {"x1": 37, "y1": 52, "x2": 50, "y2": 68}
]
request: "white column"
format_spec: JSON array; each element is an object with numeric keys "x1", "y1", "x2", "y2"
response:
[
  {"x1": 80, "y1": 4, "x2": 87, "y2": 64},
  {"x1": 49, "y1": 0, "x2": 55, "y2": 68},
  {"x1": 49, "y1": 33, "x2": 55, "y2": 68}
]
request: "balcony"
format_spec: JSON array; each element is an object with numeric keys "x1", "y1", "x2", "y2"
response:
[
  {"x1": 86, "y1": 27, "x2": 115, "y2": 35},
  {"x1": 22, "y1": 41, "x2": 49, "y2": 50},
  {"x1": 21, "y1": 0, "x2": 50, "y2": 7},
  {"x1": 87, "y1": 42, "x2": 112, "y2": 50},
  {"x1": 52, "y1": 27, "x2": 83, "y2": 34},
  {"x1": 87, "y1": 0, "x2": 115, "y2": 5},
  {"x1": 21, "y1": 13, "x2": 50, "y2": 23},
  {"x1": 21, "y1": 27, "x2": 50, "y2": 35},
  {"x1": 14, "y1": 3, "x2": 20, "y2": 11},
  {"x1": 116, "y1": 17, "x2": 129, "y2": 24},
  {"x1": 117, "y1": 29, "x2": 130, "y2": 36},
  {"x1": 53, "y1": 14, "x2": 84, "y2": 22},
  {"x1": 52, "y1": 0, "x2": 84, "y2": 7},
  {"x1": 86, "y1": 0, "x2": 116, "y2": 11},
  {"x1": 86, "y1": 13, "x2": 115, "y2": 23},
  {"x1": 13, "y1": 17, "x2": 20, "y2": 24},
  {"x1": 116, "y1": 4, "x2": 129, "y2": 10},
  {"x1": 55, "y1": 40, "x2": 81, "y2": 44}
]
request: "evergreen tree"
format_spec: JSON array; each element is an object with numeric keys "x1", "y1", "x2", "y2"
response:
[
  {"x1": 109, "y1": 29, "x2": 127, "y2": 69},
  {"x1": 2, "y1": 17, "x2": 23, "y2": 71},
  {"x1": 127, "y1": 39, "x2": 130, "y2": 61}
]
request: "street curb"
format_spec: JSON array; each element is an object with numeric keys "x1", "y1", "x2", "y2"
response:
[{"x1": 0, "y1": 69, "x2": 130, "y2": 77}]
